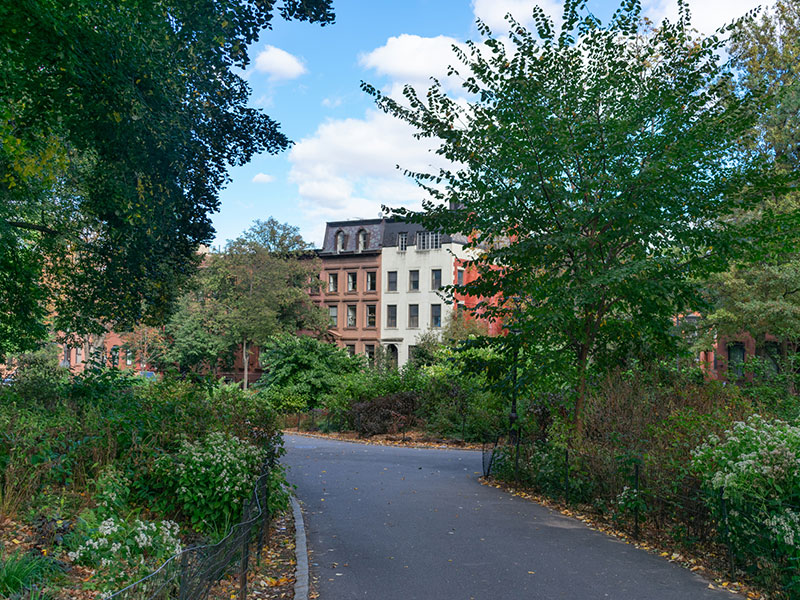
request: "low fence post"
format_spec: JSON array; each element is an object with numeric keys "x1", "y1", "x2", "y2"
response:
[
  {"x1": 178, "y1": 550, "x2": 190, "y2": 600},
  {"x1": 256, "y1": 481, "x2": 266, "y2": 566},
  {"x1": 633, "y1": 462, "x2": 640, "y2": 540},
  {"x1": 239, "y1": 520, "x2": 251, "y2": 600},
  {"x1": 719, "y1": 489, "x2": 735, "y2": 577}
]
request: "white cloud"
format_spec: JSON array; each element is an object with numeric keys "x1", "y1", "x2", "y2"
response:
[
  {"x1": 253, "y1": 45, "x2": 307, "y2": 80},
  {"x1": 322, "y1": 96, "x2": 343, "y2": 108},
  {"x1": 642, "y1": 0, "x2": 768, "y2": 35},
  {"x1": 288, "y1": 109, "x2": 451, "y2": 224},
  {"x1": 360, "y1": 34, "x2": 468, "y2": 92},
  {"x1": 251, "y1": 173, "x2": 275, "y2": 184},
  {"x1": 472, "y1": 0, "x2": 563, "y2": 33}
]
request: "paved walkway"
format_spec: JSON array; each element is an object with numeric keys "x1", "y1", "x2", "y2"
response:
[{"x1": 283, "y1": 434, "x2": 734, "y2": 600}]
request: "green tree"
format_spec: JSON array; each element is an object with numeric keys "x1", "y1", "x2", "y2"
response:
[
  {"x1": 258, "y1": 333, "x2": 364, "y2": 406},
  {"x1": 701, "y1": 0, "x2": 800, "y2": 360},
  {"x1": 164, "y1": 293, "x2": 232, "y2": 374},
  {"x1": 121, "y1": 325, "x2": 168, "y2": 372},
  {"x1": 364, "y1": 0, "x2": 789, "y2": 430},
  {"x1": 205, "y1": 220, "x2": 326, "y2": 388},
  {"x1": 0, "y1": 0, "x2": 334, "y2": 355}
]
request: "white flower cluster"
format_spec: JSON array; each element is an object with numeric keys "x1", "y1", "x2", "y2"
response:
[
  {"x1": 68, "y1": 516, "x2": 182, "y2": 567},
  {"x1": 765, "y1": 508, "x2": 800, "y2": 549},
  {"x1": 692, "y1": 415, "x2": 800, "y2": 496}
]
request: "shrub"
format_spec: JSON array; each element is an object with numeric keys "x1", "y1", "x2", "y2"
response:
[
  {"x1": 92, "y1": 466, "x2": 131, "y2": 519},
  {"x1": 152, "y1": 432, "x2": 266, "y2": 533},
  {"x1": 8, "y1": 345, "x2": 69, "y2": 408},
  {"x1": 67, "y1": 514, "x2": 181, "y2": 594},
  {"x1": 0, "y1": 407, "x2": 64, "y2": 518},
  {"x1": 257, "y1": 334, "x2": 364, "y2": 407},
  {"x1": 692, "y1": 415, "x2": 800, "y2": 591},
  {"x1": 207, "y1": 382, "x2": 279, "y2": 442},
  {"x1": 351, "y1": 392, "x2": 418, "y2": 437}
]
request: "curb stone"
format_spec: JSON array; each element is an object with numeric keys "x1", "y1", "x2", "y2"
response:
[{"x1": 291, "y1": 495, "x2": 309, "y2": 600}]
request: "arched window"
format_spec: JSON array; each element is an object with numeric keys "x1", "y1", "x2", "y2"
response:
[
  {"x1": 357, "y1": 229, "x2": 368, "y2": 252},
  {"x1": 335, "y1": 230, "x2": 345, "y2": 253}
]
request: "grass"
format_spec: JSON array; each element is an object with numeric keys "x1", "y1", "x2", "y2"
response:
[{"x1": 0, "y1": 550, "x2": 59, "y2": 598}]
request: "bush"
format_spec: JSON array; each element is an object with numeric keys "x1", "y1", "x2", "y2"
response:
[
  {"x1": 692, "y1": 415, "x2": 800, "y2": 591},
  {"x1": 323, "y1": 364, "x2": 428, "y2": 431},
  {"x1": 7, "y1": 345, "x2": 69, "y2": 409},
  {"x1": 257, "y1": 335, "x2": 364, "y2": 408},
  {"x1": 351, "y1": 392, "x2": 418, "y2": 437},
  {"x1": 152, "y1": 432, "x2": 266, "y2": 533}
]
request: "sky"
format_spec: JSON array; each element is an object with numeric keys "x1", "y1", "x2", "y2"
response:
[{"x1": 212, "y1": 0, "x2": 770, "y2": 248}]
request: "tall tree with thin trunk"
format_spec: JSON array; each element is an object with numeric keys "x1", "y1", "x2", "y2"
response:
[
  {"x1": 206, "y1": 219, "x2": 327, "y2": 388},
  {"x1": 363, "y1": 0, "x2": 791, "y2": 431}
]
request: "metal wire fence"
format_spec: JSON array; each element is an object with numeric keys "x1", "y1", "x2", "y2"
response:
[
  {"x1": 483, "y1": 435, "x2": 799, "y2": 597},
  {"x1": 107, "y1": 460, "x2": 275, "y2": 600}
]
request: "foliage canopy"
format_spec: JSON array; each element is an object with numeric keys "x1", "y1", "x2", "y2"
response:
[
  {"x1": 0, "y1": 0, "x2": 334, "y2": 356},
  {"x1": 364, "y1": 0, "x2": 793, "y2": 425}
]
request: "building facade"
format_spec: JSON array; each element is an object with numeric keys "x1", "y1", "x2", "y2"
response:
[
  {"x1": 315, "y1": 218, "x2": 486, "y2": 367},
  {"x1": 379, "y1": 221, "x2": 472, "y2": 366},
  {"x1": 315, "y1": 219, "x2": 384, "y2": 361}
]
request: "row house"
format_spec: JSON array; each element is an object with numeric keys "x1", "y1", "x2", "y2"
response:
[
  {"x1": 316, "y1": 218, "x2": 487, "y2": 367},
  {"x1": 314, "y1": 219, "x2": 384, "y2": 361}
]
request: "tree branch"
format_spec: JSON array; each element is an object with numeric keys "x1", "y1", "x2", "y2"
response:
[{"x1": 5, "y1": 220, "x2": 60, "y2": 235}]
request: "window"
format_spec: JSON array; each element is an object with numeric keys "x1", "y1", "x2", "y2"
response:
[
  {"x1": 328, "y1": 273, "x2": 338, "y2": 293},
  {"x1": 346, "y1": 344, "x2": 355, "y2": 356},
  {"x1": 357, "y1": 229, "x2": 368, "y2": 252},
  {"x1": 387, "y1": 271, "x2": 398, "y2": 291},
  {"x1": 457, "y1": 268, "x2": 464, "y2": 286},
  {"x1": 365, "y1": 344, "x2": 375, "y2": 364},
  {"x1": 347, "y1": 272, "x2": 357, "y2": 292},
  {"x1": 763, "y1": 341, "x2": 780, "y2": 373},
  {"x1": 347, "y1": 305, "x2": 357, "y2": 328},
  {"x1": 431, "y1": 304, "x2": 442, "y2": 328},
  {"x1": 366, "y1": 271, "x2": 377, "y2": 291},
  {"x1": 431, "y1": 269, "x2": 442, "y2": 290},
  {"x1": 328, "y1": 305, "x2": 338, "y2": 327},
  {"x1": 398, "y1": 232, "x2": 408, "y2": 252},
  {"x1": 728, "y1": 342, "x2": 745, "y2": 378},
  {"x1": 76, "y1": 346, "x2": 82, "y2": 363},
  {"x1": 387, "y1": 305, "x2": 397, "y2": 328},
  {"x1": 126, "y1": 350, "x2": 133, "y2": 366},
  {"x1": 409, "y1": 270, "x2": 419, "y2": 291},
  {"x1": 417, "y1": 231, "x2": 441, "y2": 250},
  {"x1": 408, "y1": 304, "x2": 419, "y2": 328},
  {"x1": 335, "y1": 230, "x2": 346, "y2": 253},
  {"x1": 366, "y1": 304, "x2": 376, "y2": 327}
]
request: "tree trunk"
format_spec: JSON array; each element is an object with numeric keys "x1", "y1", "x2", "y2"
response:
[
  {"x1": 574, "y1": 345, "x2": 590, "y2": 437},
  {"x1": 243, "y1": 338, "x2": 249, "y2": 390}
]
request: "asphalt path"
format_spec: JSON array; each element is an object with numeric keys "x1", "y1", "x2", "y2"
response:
[{"x1": 283, "y1": 434, "x2": 733, "y2": 600}]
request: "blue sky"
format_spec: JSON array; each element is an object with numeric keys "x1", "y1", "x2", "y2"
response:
[{"x1": 212, "y1": 0, "x2": 767, "y2": 248}]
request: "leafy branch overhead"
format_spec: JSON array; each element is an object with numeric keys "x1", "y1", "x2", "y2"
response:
[
  {"x1": 0, "y1": 0, "x2": 333, "y2": 355},
  {"x1": 363, "y1": 0, "x2": 796, "y2": 426}
]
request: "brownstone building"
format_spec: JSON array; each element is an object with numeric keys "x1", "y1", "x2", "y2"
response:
[{"x1": 313, "y1": 219, "x2": 384, "y2": 360}]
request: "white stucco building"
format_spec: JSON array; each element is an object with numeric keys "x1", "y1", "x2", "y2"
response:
[{"x1": 378, "y1": 221, "x2": 471, "y2": 367}]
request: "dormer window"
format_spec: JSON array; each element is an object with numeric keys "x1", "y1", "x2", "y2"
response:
[
  {"x1": 335, "y1": 230, "x2": 346, "y2": 253},
  {"x1": 357, "y1": 229, "x2": 368, "y2": 252}
]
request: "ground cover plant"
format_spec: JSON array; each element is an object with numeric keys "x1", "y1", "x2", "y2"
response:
[{"x1": 0, "y1": 351, "x2": 288, "y2": 597}]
